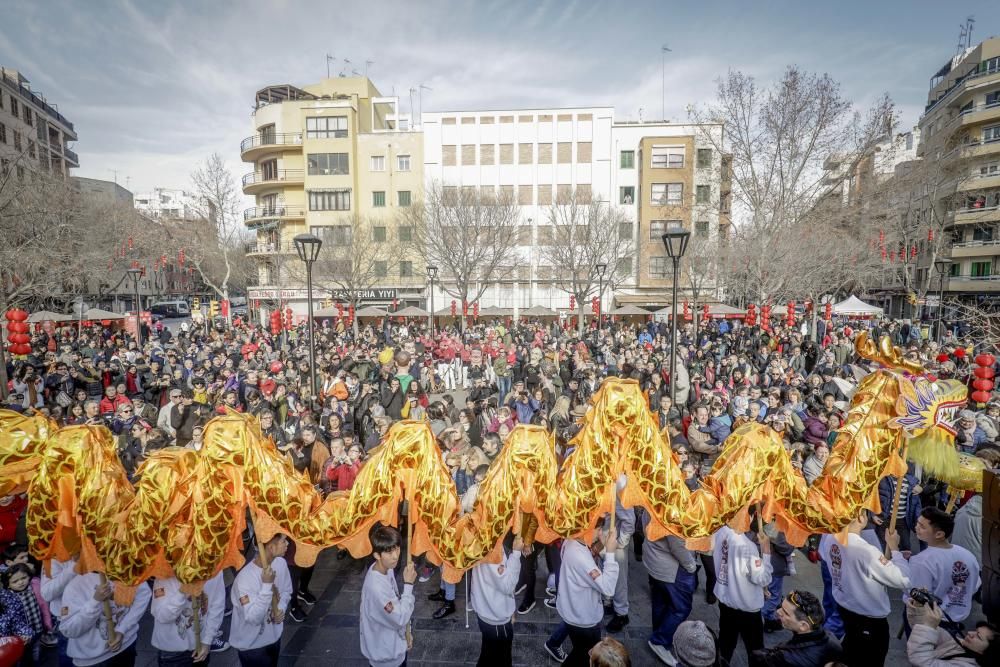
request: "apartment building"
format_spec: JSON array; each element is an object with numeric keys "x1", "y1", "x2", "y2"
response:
[
  {"x1": 918, "y1": 36, "x2": 1000, "y2": 300},
  {"x1": 420, "y1": 108, "x2": 728, "y2": 310},
  {"x1": 134, "y1": 187, "x2": 204, "y2": 220},
  {"x1": 240, "y1": 76, "x2": 422, "y2": 316},
  {"x1": 0, "y1": 67, "x2": 78, "y2": 179}
]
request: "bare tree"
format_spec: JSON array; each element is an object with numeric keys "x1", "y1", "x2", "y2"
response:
[
  {"x1": 406, "y1": 183, "x2": 520, "y2": 329},
  {"x1": 538, "y1": 190, "x2": 633, "y2": 334},
  {"x1": 951, "y1": 302, "x2": 1000, "y2": 354}
]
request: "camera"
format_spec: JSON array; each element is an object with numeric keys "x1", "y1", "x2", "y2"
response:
[{"x1": 909, "y1": 588, "x2": 942, "y2": 607}]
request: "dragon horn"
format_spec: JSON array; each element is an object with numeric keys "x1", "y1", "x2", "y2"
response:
[{"x1": 855, "y1": 332, "x2": 925, "y2": 376}]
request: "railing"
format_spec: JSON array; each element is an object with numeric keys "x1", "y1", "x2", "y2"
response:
[
  {"x1": 243, "y1": 242, "x2": 298, "y2": 255},
  {"x1": 952, "y1": 239, "x2": 1000, "y2": 249},
  {"x1": 942, "y1": 101, "x2": 1000, "y2": 132},
  {"x1": 937, "y1": 136, "x2": 1000, "y2": 162},
  {"x1": 243, "y1": 205, "x2": 305, "y2": 221},
  {"x1": 925, "y1": 67, "x2": 1000, "y2": 116},
  {"x1": 63, "y1": 147, "x2": 79, "y2": 164},
  {"x1": 950, "y1": 274, "x2": 1000, "y2": 281},
  {"x1": 240, "y1": 132, "x2": 302, "y2": 153},
  {"x1": 241, "y1": 169, "x2": 304, "y2": 187},
  {"x1": 0, "y1": 70, "x2": 75, "y2": 132}
]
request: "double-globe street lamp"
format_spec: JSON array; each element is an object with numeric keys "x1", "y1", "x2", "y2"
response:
[
  {"x1": 294, "y1": 233, "x2": 323, "y2": 399},
  {"x1": 662, "y1": 229, "x2": 691, "y2": 406},
  {"x1": 934, "y1": 257, "x2": 952, "y2": 344},
  {"x1": 126, "y1": 267, "x2": 144, "y2": 353},
  {"x1": 427, "y1": 265, "x2": 438, "y2": 334}
]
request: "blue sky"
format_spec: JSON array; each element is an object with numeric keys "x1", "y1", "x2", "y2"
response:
[{"x1": 1, "y1": 0, "x2": 997, "y2": 193}]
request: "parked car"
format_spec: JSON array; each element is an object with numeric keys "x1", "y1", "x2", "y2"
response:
[{"x1": 150, "y1": 300, "x2": 191, "y2": 318}]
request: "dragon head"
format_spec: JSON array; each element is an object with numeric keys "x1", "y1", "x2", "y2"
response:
[{"x1": 890, "y1": 376, "x2": 968, "y2": 438}]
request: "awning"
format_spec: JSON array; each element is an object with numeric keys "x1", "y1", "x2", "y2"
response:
[
  {"x1": 521, "y1": 305, "x2": 558, "y2": 317},
  {"x1": 28, "y1": 310, "x2": 74, "y2": 323},
  {"x1": 833, "y1": 295, "x2": 884, "y2": 316},
  {"x1": 355, "y1": 306, "x2": 389, "y2": 317},
  {"x1": 393, "y1": 306, "x2": 432, "y2": 317},
  {"x1": 614, "y1": 293, "x2": 670, "y2": 307},
  {"x1": 610, "y1": 305, "x2": 652, "y2": 316},
  {"x1": 81, "y1": 308, "x2": 126, "y2": 320},
  {"x1": 479, "y1": 306, "x2": 513, "y2": 316}
]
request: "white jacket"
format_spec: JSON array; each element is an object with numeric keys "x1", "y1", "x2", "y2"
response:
[
  {"x1": 712, "y1": 525, "x2": 772, "y2": 612},
  {"x1": 228, "y1": 557, "x2": 292, "y2": 651},
  {"x1": 151, "y1": 572, "x2": 225, "y2": 652},
  {"x1": 470, "y1": 551, "x2": 521, "y2": 625},
  {"x1": 59, "y1": 573, "x2": 152, "y2": 667},
  {"x1": 556, "y1": 540, "x2": 619, "y2": 627},
  {"x1": 360, "y1": 564, "x2": 414, "y2": 667},
  {"x1": 40, "y1": 558, "x2": 77, "y2": 619}
]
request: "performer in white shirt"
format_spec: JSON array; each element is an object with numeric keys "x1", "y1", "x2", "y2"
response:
[
  {"x1": 59, "y1": 572, "x2": 152, "y2": 667},
  {"x1": 469, "y1": 533, "x2": 525, "y2": 666},
  {"x1": 556, "y1": 524, "x2": 619, "y2": 667},
  {"x1": 228, "y1": 534, "x2": 293, "y2": 667},
  {"x1": 360, "y1": 525, "x2": 417, "y2": 667},
  {"x1": 712, "y1": 522, "x2": 772, "y2": 665},
  {"x1": 819, "y1": 510, "x2": 910, "y2": 667},
  {"x1": 151, "y1": 571, "x2": 226, "y2": 665},
  {"x1": 39, "y1": 555, "x2": 77, "y2": 666}
]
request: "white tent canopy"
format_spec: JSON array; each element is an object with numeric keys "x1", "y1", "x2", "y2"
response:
[{"x1": 832, "y1": 295, "x2": 883, "y2": 316}]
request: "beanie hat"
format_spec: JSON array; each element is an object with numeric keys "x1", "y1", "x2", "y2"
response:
[{"x1": 673, "y1": 620, "x2": 716, "y2": 667}]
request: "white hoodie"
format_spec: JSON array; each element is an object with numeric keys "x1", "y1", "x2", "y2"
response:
[
  {"x1": 59, "y1": 573, "x2": 152, "y2": 667},
  {"x1": 712, "y1": 525, "x2": 772, "y2": 612},
  {"x1": 150, "y1": 572, "x2": 225, "y2": 653},
  {"x1": 360, "y1": 564, "x2": 414, "y2": 667},
  {"x1": 228, "y1": 557, "x2": 292, "y2": 651},
  {"x1": 470, "y1": 550, "x2": 522, "y2": 626},
  {"x1": 556, "y1": 539, "x2": 619, "y2": 627}
]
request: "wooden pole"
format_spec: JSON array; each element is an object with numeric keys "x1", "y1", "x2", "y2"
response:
[
  {"x1": 191, "y1": 595, "x2": 203, "y2": 654},
  {"x1": 884, "y1": 444, "x2": 908, "y2": 558},
  {"x1": 945, "y1": 488, "x2": 961, "y2": 514},
  {"x1": 99, "y1": 574, "x2": 121, "y2": 649},
  {"x1": 405, "y1": 495, "x2": 414, "y2": 650},
  {"x1": 250, "y1": 512, "x2": 281, "y2": 620}
]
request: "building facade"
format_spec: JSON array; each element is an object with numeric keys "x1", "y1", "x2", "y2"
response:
[
  {"x1": 240, "y1": 77, "x2": 422, "y2": 316},
  {"x1": 0, "y1": 67, "x2": 78, "y2": 179},
  {"x1": 73, "y1": 176, "x2": 134, "y2": 205},
  {"x1": 134, "y1": 187, "x2": 204, "y2": 220},
  {"x1": 918, "y1": 36, "x2": 1000, "y2": 300}
]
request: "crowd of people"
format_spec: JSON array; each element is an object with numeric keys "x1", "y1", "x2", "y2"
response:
[{"x1": 1, "y1": 310, "x2": 999, "y2": 667}]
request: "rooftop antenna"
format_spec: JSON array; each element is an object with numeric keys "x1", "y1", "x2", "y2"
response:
[
  {"x1": 661, "y1": 45, "x2": 671, "y2": 121},
  {"x1": 419, "y1": 84, "x2": 432, "y2": 119},
  {"x1": 341, "y1": 58, "x2": 351, "y2": 77},
  {"x1": 638, "y1": 106, "x2": 644, "y2": 123},
  {"x1": 965, "y1": 16, "x2": 975, "y2": 49},
  {"x1": 365, "y1": 60, "x2": 374, "y2": 77},
  {"x1": 956, "y1": 23, "x2": 967, "y2": 55},
  {"x1": 409, "y1": 87, "x2": 416, "y2": 118},
  {"x1": 107, "y1": 168, "x2": 119, "y2": 185},
  {"x1": 326, "y1": 54, "x2": 335, "y2": 78},
  {"x1": 125, "y1": 176, "x2": 131, "y2": 191}
]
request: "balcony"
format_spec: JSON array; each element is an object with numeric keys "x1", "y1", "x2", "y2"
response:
[
  {"x1": 240, "y1": 132, "x2": 302, "y2": 160},
  {"x1": 950, "y1": 239, "x2": 1000, "y2": 258},
  {"x1": 950, "y1": 205, "x2": 1000, "y2": 227},
  {"x1": 944, "y1": 274, "x2": 1000, "y2": 293},
  {"x1": 244, "y1": 242, "x2": 298, "y2": 257},
  {"x1": 243, "y1": 205, "x2": 306, "y2": 225},
  {"x1": 241, "y1": 169, "x2": 304, "y2": 194},
  {"x1": 924, "y1": 67, "x2": 1000, "y2": 117},
  {"x1": 959, "y1": 171, "x2": 1000, "y2": 192},
  {"x1": 63, "y1": 147, "x2": 79, "y2": 166}
]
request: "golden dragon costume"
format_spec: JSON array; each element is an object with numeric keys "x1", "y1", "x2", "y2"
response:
[{"x1": 0, "y1": 333, "x2": 984, "y2": 603}]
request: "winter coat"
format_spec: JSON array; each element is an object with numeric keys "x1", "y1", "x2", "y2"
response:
[{"x1": 906, "y1": 624, "x2": 978, "y2": 667}]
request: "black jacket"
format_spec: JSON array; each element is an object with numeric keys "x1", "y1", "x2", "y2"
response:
[{"x1": 749, "y1": 629, "x2": 842, "y2": 667}]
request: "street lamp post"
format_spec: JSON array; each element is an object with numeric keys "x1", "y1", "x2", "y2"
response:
[
  {"x1": 294, "y1": 233, "x2": 323, "y2": 399},
  {"x1": 126, "y1": 268, "x2": 143, "y2": 353},
  {"x1": 427, "y1": 265, "x2": 438, "y2": 334},
  {"x1": 662, "y1": 230, "x2": 691, "y2": 406},
  {"x1": 595, "y1": 263, "x2": 607, "y2": 331},
  {"x1": 934, "y1": 258, "x2": 952, "y2": 344}
]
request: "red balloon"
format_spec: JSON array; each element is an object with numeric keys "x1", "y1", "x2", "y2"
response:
[
  {"x1": 953, "y1": 348, "x2": 966, "y2": 359},
  {"x1": 973, "y1": 379, "x2": 995, "y2": 391},
  {"x1": 974, "y1": 367, "x2": 996, "y2": 379},
  {"x1": 971, "y1": 390, "x2": 992, "y2": 404},
  {"x1": 0, "y1": 636, "x2": 25, "y2": 666},
  {"x1": 975, "y1": 354, "x2": 996, "y2": 367},
  {"x1": 270, "y1": 361, "x2": 284, "y2": 374},
  {"x1": 6, "y1": 321, "x2": 29, "y2": 334},
  {"x1": 936, "y1": 353, "x2": 950, "y2": 363}
]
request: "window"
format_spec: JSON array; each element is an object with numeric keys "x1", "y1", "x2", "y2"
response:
[
  {"x1": 620, "y1": 186, "x2": 635, "y2": 204},
  {"x1": 373, "y1": 226, "x2": 387, "y2": 242},
  {"x1": 538, "y1": 144, "x2": 552, "y2": 164},
  {"x1": 307, "y1": 153, "x2": 349, "y2": 175},
  {"x1": 306, "y1": 116, "x2": 348, "y2": 138},
  {"x1": 398, "y1": 225, "x2": 413, "y2": 241},
  {"x1": 651, "y1": 146, "x2": 685, "y2": 168},
  {"x1": 0, "y1": 123, "x2": 5, "y2": 144},
  {"x1": 314, "y1": 225, "x2": 353, "y2": 246},
  {"x1": 697, "y1": 148, "x2": 712, "y2": 168},
  {"x1": 27, "y1": 140, "x2": 35, "y2": 159},
  {"x1": 372, "y1": 191, "x2": 386, "y2": 207},
  {"x1": 971, "y1": 261, "x2": 992, "y2": 277},
  {"x1": 499, "y1": 144, "x2": 514, "y2": 164},
  {"x1": 518, "y1": 185, "x2": 533, "y2": 205},
  {"x1": 973, "y1": 226, "x2": 995, "y2": 242},
  {"x1": 557, "y1": 184, "x2": 572, "y2": 203},
  {"x1": 695, "y1": 220, "x2": 710, "y2": 236},
  {"x1": 649, "y1": 257, "x2": 670, "y2": 278},
  {"x1": 480, "y1": 144, "x2": 495, "y2": 164},
  {"x1": 398, "y1": 191, "x2": 411, "y2": 207},
  {"x1": 396, "y1": 154, "x2": 410, "y2": 171},
  {"x1": 649, "y1": 220, "x2": 683, "y2": 240},
  {"x1": 576, "y1": 184, "x2": 592, "y2": 202},
  {"x1": 537, "y1": 226, "x2": 553, "y2": 245},
  {"x1": 987, "y1": 91, "x2": 1000, "y2": 106},
  {"x1": 23, "y1": 107, "x2": 32, "y2": 126},
  {"x1": 620, "y1": 150, "x2": 635, "y2": 169},
  {"x1": 905, "y1": 133, "x2": 914, "y2": 150},
  {"x1": 949, "y1": 263, "x2": 960, "y2": 277},
  {"x1": 462, "y1": 144, "x2": 476, "y2": 165},
  {"x1": 374, "y1": 261, "x2": 388, "y2": 277},
  {"x1": 259, "y1": 159, "x2": 277, "y2": 180},
  {"x1": 400, "y1": 261, "x2": 413, "y2": 277},
  {"x1": 577, "y1": 142, "x2": 592, "y2": 162},
  {"x1": 517, "y1": 226, "x2": 532, "y2": 245},
  {"x1": 371, "y1": 155, "x2": 385, "y2": 171},
  {"x1": 651, "y1": 183, "x2": 683, "y2": 205},
  {"x1": 538, "y1": 184, "x2": 552, "y2": 205},
  {"x1": 499, "y1": 185, "x2": 514, "y2": 201},
  {"x1": 13, "y1": 131, "x2": 21, "y2": 152},
  {"x1": 696, "y1": 185, "x2": 711, "y2": 203},
  {"x1": 442, "y1": 145, "x2": 456, "y2": 166},
  {"x1": 983, "y1": 56, "x2": 1000, "y2": 74},
  {"x1": 617, "y1": 257, "x2": 632, "y2": 275},
  {"x1": 985, "y1": 125, "x2": 1000, "y2": 143},
  {"x1": 557, "y1": 142, "x2": 572, "y2": 163},
  {"x1": 519, "y1": 143, "x2": 533, "y2": 164},
  {"x1": 618, "y1": 222, "x2": 632, "y2": 241},
  {"x1": 308, "y1": 189, "x2": 351, "y2": 211},
  {"x1": 10, "y1": 99, "x2": 17, "y2": 117}
]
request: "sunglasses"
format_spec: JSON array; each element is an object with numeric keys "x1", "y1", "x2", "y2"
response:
[
  {"x1": 120, "y1": 408, "x2": 132, "y2": 414},
  {"x1": 785, "y1": 591, "x2": 817, "y2": 627}
]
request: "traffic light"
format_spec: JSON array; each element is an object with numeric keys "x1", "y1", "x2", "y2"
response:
[
  {"x1": 192, "y1": 297, "x2": 200, "y2": 312},
  {"x1": 208, "y1": 299, "x2": 219, "y2": 318},
  {"x1": 683, "y1": 300, "x2": 690, "y2": 320},
  {"x1": 569, "y1": 295, "x2": 575, "y2": 311},
  {"x1": 284, "y1": 307, "x2": 293, "y2": 331},
  {"x1": 270, "y1": 310, "x2": 282, "y2": 335}
]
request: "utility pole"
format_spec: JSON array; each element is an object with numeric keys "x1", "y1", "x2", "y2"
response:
[{"x1": 326, "y1": 54, "x2": 335, "y2": 78}]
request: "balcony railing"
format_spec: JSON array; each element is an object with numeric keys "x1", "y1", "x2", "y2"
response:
[
  {"x1": 240, "y1": 132, "x2": 302, "y2": 153},
  {"x1": 942, "y1": 101, "x2": 1000, "y2": 132},
  {"x1": 952, "y1": 239, "x2": 1000, "y2": 249},
  {"x1": 63, "y1": 147, "x2": 79, "y2": 164},
  {"x1": 0, "y1": 70, "x2": 75, "y2": 132},
  {"x1": 925, "y1": 67, "x2": 1000, "y2": 116},
  {"x1": 244, "y1": 242, "x2": 298, "y2": 255},
  {"x1": 243, "y1": 205, "x2": 305, "y2": 221},
  {"x1": 241, "y1": 169, "x2": 304, "y2": 187}
]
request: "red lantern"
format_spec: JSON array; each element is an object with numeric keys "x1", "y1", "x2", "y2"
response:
[
  {"x1": 974, "y1": 367, "x2": 996, "y2": 379},
  {"x1": 7, "y1": 321, "x2": 29, "y2": 334},
  {"x1": 4, "y1": 308, "x2": 28, "y2": 322},
  {"x1": 8, "y1": 333, "x2": 30, "y2": 345},
  {"x1": 270, "y1": 310, "x2": 282, "y2": 335},
  {"x1": 473, "y1": 302, "x2": 479, "y2": 319},
  {"x1": 973, "y1": 379, "x2": 994, "y2": 391},
  {"x1": 451, "y1": 300, "x2": 457, "y2": 317},
  {"x1": 702, "y1": 303, "x2": 710, "y2": 320},
  {"x1": 881, "y1": 247, "x2": 887, "y2": 260},
  {"x1": 973, "y1": 351, "x2": 995, "y2": 400},
  {"x1": 682, "y1": 301, "x2": 690, "y2": 320},
  {"x1": 879, "y1": 230, "x2": 885, "y2": 245},
  {"x1": 178, "y1": 249, "x2": 186, "y2": 265},
  {"x1": 10, "y1": 343, "x2": 31, "y2": 355},
  {"x1": 128, "y1": 236, "x2": 134, "y2": 250},
  {"x1": 910, "y1": 246, "x2": 917, "y2": 259},
  {"x1": 972, "y1": 390, "x2": 992, "y2": 404},
  {"x1": 592, "y1": 297, "x2": 599, "y2": 315},
  {"x1": 936, "y1": 353, "x2": 951, "y2": 363},
  {"x1": 953, "y1": 348, "x2": 966, "y2": 359},
  {"x1": 569, "y1": 295, "x2": 575, "y2": 311},
  {"x1": 975, "y1": 354, "x2": 996, "y2": 367},
  {"x1": 824, "y1": 303, "x2": 832, "y2": 321},
  {"x1": 928, "y1": 229, "x2": 934, "y2": 242}
]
